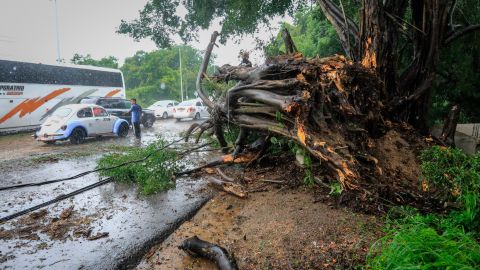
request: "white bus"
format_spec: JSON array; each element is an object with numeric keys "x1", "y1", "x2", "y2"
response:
[{"x1": 0, "y1": 60, "x2": 125, "y2": 134}]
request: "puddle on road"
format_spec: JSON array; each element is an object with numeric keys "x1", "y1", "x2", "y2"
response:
[{"x1": 0, "y1": 119, "x2": 215, "y2": 269}]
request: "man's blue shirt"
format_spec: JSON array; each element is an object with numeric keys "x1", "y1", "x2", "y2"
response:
[{"x1": 130, "y1": 104, "x2": 142, "y2": 123}]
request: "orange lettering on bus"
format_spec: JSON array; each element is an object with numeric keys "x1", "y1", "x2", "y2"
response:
[{"x1": 0, "y1": 88, "x2": 70, "y2": 124}]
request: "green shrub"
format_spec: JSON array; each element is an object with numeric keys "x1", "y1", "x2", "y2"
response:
[
  {"x1": 421, "y1": 146, "x2": 480, "y2": 200},
  {"x1": 97, "y1": 139, "x2": 178, "y2": 195},
  {"x1": 366, "y1": 146, "x2": 480, "y2": 269},
  {"x1": 367, "y1": 213, "x2": 480, "y2": 270},
  {"x1": 421, "y1": 146, "x2": 480, "y2": 232}
]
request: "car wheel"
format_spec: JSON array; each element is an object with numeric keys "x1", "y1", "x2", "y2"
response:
[
  {"x1": 194, "y1": 113, "x2": 200, "y2": 120},
  {"x1": 118, "y1": 123, "x2": 129, "y2": 137},
  {"x1": 70, "y1": 128, "x2": 86, "y2": 144},
  {"x1": 176, "y1": 118, "x2": 181, "y2": 122},
  {"x1": 162, "y1": 112, "x2": 168, "y2": 119},
  {"x1": 143, "y1": 118, "x2": 154, "y2": 128}
]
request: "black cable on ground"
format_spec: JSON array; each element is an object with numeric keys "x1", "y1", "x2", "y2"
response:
[
  {"x1": 0, "y1": 137, "x2": 187, "y2": 191},
  {"x1": 0, "y1": 178, "x2": 113, "y2": 223}
]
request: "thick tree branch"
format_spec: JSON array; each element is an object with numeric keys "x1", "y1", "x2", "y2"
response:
[
  {"x1": 444, "y1": 24, "x2": 480, "y2": 45},
  {"x1": 317, "y1": 0, "x2": 359, "y2": 59},
  {"x1": 196, "y1": 31, "x2": 219, "y2": 109}
]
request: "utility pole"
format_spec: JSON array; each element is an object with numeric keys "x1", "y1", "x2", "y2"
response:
[
  {"x1": 179, "y1": 46, "x2": 184, "y2": 102},
  {"x1": 53, "y1": 0, "x2": 62, "y2": 63}
]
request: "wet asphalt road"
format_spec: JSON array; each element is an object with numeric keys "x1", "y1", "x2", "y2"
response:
[{"x1": 0, "y1": 118, "x2": 213, "y2": 269}]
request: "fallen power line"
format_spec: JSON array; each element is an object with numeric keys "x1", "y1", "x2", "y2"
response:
[{"x1": 0, "y1": 178, "x2": 113, "y2": 223}]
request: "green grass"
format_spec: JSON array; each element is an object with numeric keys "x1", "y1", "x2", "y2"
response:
[
  {"x1": 367, "y1": 211, "x2": 480, "y2": 270},
  {"x1": 97, "y1": 138, "x2": 178, "y2": 195},
  {"x1": 366, "y1": 146, "x2": 480, "y2": 269}
]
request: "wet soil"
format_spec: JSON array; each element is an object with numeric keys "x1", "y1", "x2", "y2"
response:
[
  {"x1": 137, "y1": 154, "x2": 384, "y2": 270},
  {"x1": 137, "y1": 187, "x2": 382, "y2": 270}
]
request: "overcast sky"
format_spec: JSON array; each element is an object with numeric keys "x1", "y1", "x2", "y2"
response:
[{"x1": 0, "y1": 0, "x2": 288, "y2": 67}]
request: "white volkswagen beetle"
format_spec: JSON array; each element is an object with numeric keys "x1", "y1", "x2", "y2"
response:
[{"x1": 35, "y1": 104, "x2": 130, "y2": 144}]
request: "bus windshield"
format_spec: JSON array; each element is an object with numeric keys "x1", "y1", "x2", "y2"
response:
[{"x1": 52, "y1": 108, "x2": 72, "y2": 118}]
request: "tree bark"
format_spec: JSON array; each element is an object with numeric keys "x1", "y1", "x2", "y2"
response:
[{"x1": 440, "y1": 105, "x2": 460, "y2": 146}]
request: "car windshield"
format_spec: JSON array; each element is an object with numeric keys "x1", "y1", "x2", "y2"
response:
[
  {"x1": 178, "y1": 101, "x2": 193, "y2": 106},
  {"x1": 52, "y1": 108, "x2": 72, "y2": 118}
]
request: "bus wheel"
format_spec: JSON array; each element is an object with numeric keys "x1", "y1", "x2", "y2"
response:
[
  {"x1": 70, "y1": 128, "x2": 86, "y2": 144},
  {"x1": 118, "y1": 123, "x2": 129, "y2": 137}
]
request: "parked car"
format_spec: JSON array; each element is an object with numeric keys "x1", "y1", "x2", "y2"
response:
[
  {"x1": 172, "y1": 99, "x2": 209, "y2": 121},
  {"x1": 80, "y1": 97, "x2": 156, "y2": 127},
  {"x1": 147, "y1": 100, "x2": 179, "y2": 119},
  {"x1": 34, "y1": 104, "x2": 129, "y2": 144}
]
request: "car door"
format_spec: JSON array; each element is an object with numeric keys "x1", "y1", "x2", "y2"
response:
[
  {"x1": 92, "y1": 107, "x2": 113, "y2": 134},
  {"x1": 166, "y1": 103, "x2": 173, "y2": 115},
  {"x1": 76, "y1": 107, "x2": 96, "y2": 135}
]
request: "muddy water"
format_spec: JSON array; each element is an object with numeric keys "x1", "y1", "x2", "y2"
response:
[{"x1": 0, "y1": 119, "x2": 214, "y2": 269}]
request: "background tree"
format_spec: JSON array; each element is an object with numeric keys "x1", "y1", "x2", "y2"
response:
[
  {"x1": 121, "y1": 45, "x2": 204, "y2": 106},
  {"x1": 71, "y1": 54, "x2": 119, "y2": 69}
]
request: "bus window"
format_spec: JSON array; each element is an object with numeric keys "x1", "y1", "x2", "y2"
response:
[{"x1": 77, "y1": 108, "x2": 93, "y2": 118}]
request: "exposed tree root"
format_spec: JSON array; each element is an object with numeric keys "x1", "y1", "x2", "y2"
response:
[
  {"x1": 190, "y1": 32, "x2": 386, "y2": 192},
  {"x1": 179, "y1": 236, "x2": 239, "y2": 270}
]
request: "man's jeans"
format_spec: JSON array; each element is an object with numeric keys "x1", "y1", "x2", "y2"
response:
[{"x1": 133, "y1": 122, "x2": 141, "y2": 138}]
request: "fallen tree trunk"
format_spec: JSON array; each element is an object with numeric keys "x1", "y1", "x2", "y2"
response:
[{"x1": 179, "y1": 236, "x2": 239, "y2": 270}]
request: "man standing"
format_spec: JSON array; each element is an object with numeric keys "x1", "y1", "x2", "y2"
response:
[{"x1": 127, "y1": 98, "x2": 142, "y2": 139}]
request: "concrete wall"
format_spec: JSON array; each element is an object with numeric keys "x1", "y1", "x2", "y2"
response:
[{"x1": 431, "y1": 124, "x2": 480, "y2": 154}]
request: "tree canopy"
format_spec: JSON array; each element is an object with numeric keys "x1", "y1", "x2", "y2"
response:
[
  {"x1": 117, "y1": 0, "x2": 309, "y2": 46},
  {"x1": 70, "y1": 45, "x2": 204, "y2": 107},
  {"x1": 121, "y1": 45, "x2": 203, "y2": 106},
  {"x1": 70, "y1": 54, "x2": 119, "y2": 69}
]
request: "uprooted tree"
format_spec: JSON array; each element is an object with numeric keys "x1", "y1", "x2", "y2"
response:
[{"x1": 119, "y1": 0, "x2": 480, "y2": 193}]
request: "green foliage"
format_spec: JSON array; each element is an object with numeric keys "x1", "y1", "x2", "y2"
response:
[
  {"x1": 421, "y1": 146, "x2": 480, "y2": 200},
  {"x1": 118, "y1": 0, "x2": 310, "y2": 46},
  {"x1": 429, "y1": 0, "x2": 480, "y2": 124},
  {"x1": 367, "y1": 146, "x2": 480, "y2": 269},
  {"x1": 71, "y1": 53, "x2": 119, "y2": 69},
  {"x1": 97, "y1": 139, "x2": 178, "y2": 195},
  {"x1": 224, "y1": 125, "x2": 240, "y2": 146},
  {"x1": 367, "y1": 212, "x2": 480, "y2": 270},
  {"x1": 303, "y1": 153, "x2": 314, "y2": 186},
  {"x1": 329, "y1": 182, "x2": 343, "y2": 196},
  {"x1": 421, "y1": 146, "x2": 480, "y2": 232},
  {"x1": 265, "y1": 7, "x2": 342, "y2": 58},
  {"x1": 121, "y1": 46, "x2": 203, "y2": 106}
]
